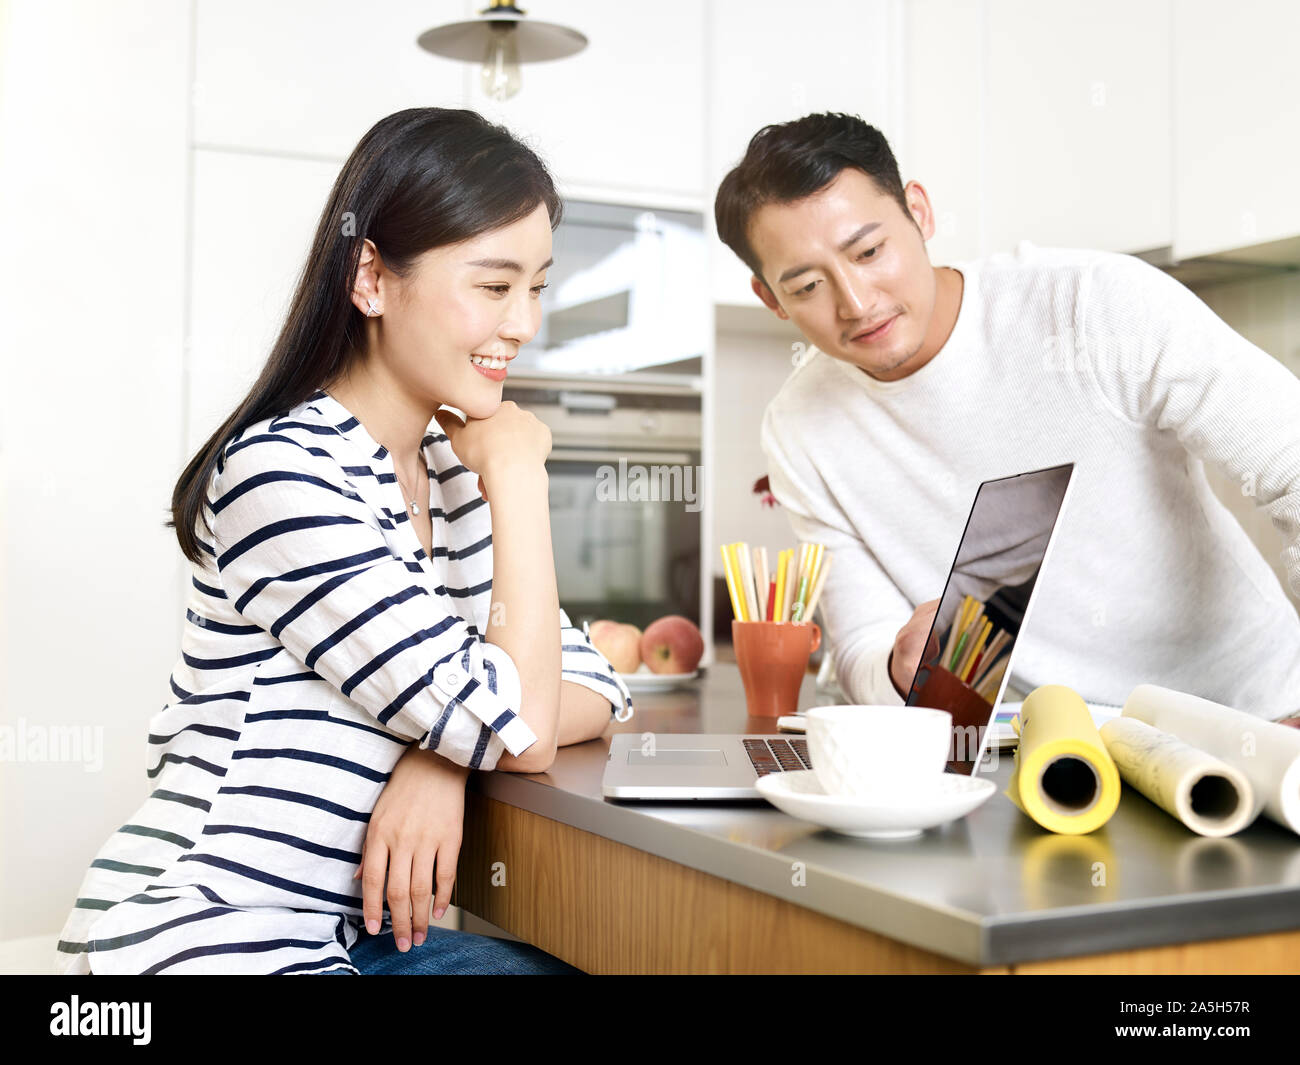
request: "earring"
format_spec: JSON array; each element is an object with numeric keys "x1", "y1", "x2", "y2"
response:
[{"x1": 367, "y1": 298, "x2": 380, "y2": 317}]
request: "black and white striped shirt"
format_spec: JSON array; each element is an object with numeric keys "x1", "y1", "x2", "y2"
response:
[{"x1": 55, "y1": 389, "x2": 632, "y2": 974}]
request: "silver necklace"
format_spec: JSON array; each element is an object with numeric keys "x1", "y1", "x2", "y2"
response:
[{"x1": 394, "y1": 460, "x2": 426, "y2": 516}]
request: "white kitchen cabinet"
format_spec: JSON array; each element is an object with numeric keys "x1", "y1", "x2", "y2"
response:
[
  {"x1": 195, "y1": 0, "x2": 705, "y2": 205},
  {"x1": 188, "y1": 149, "x2": 343, "y2": 455},
  {"x1": 906, "y1": 0, "x2": 1173, "y2": 261},
  {"x1": 707, "y1": 0, "x2": 906, "y2": 306},
  {"x1": 1173, "y1": 0, "x2": 1300, "y2": 259},
  {"x1": 193, "y1": 0, "x2": 469, "y2": 160},
  {"x1": 468, "y1": 0, "x2": 706, "y2": 207},
  {"x1": 984, "y1": 0, "x2": 1172, "y2": 257},
  {"x1": 903, "y1": 0, "x2": 984, "y2": 265}
]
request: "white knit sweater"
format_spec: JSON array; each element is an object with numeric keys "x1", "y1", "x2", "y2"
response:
[{"x1": 761, "y1": 243, "x2": 1300, "y2": 720}]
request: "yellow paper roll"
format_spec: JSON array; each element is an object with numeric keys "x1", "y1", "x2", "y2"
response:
[{"x1": 1005, "y1": 685, "x2": 1122, "y2": 834}]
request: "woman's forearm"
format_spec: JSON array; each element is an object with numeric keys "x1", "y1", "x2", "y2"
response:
[
  {"x1": 497, "y1": 682, "x2": 612, "y2": 772},
  {"x1": 554, "y1": 681, "x2": 615, "y2": 746},
  {"x1": 482, "y1": 469, "x2": 562, "y2": 771}
]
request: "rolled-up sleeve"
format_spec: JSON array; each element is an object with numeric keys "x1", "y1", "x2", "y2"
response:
[
  {"x1": 559, "y1": 609, "x2": 635, "y2": 722},
  {"x1": 208, "y1": 435, "x2": 538, "y2": 769}
]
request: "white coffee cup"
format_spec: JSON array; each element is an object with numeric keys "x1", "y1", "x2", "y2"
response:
[{"x1": 803, "y1": 705, "x2": 953, "y2": 798}]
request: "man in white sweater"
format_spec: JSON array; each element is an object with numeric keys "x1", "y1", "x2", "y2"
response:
[{"x1": 714, "y1": 112, "x2": 1300, "y2": 721}]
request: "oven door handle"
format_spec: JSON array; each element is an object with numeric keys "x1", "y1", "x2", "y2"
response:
[{"x1": 549, "y1": 448, "x2": 695, "y2": 465}]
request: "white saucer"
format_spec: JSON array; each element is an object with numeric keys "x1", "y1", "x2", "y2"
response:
[
  {"x1": 620, "y1": 668, "x2": 701, "y2": 692},
  {"x1": 754, "y1": 771, "x2": 997, "y2": 839}
]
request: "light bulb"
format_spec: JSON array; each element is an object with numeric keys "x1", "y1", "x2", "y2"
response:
[{"x1": 480, "y1": 25, "x2": 522, "y2": 101}]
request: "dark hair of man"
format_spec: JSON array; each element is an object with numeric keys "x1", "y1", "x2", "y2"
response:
[{"x1": 714, "y1": 112, "x2": 912, "y2": 286}]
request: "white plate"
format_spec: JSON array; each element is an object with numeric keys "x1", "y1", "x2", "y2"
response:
[
  {"x1": 755, "y1": 770, "x2": 997, "y2": 839},
  {"x1": 620, "y1": 668, "x2": 701, "y2": 692}
]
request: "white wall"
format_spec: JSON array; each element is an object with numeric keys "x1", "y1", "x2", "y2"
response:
[
  {"x1": 0, "y1": 0, "x2": 191, "y2": 942},
  {"x1": 711, "y1": 315, "x2": 805, "y2": 564},
  {"x1": 1173, "y1": 0, "x2": 1300, "y2": 258},
  {"x1": 904, "y1": 0, "x2": 1171, "y2": 261}
]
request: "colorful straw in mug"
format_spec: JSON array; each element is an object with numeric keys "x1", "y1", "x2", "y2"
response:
[
  {"x1": 722, "y1": 541, "x2": 831, "y2": 624},
  {"x1": 939, "y1": 594, "x2": 1011, "y2": 692}
]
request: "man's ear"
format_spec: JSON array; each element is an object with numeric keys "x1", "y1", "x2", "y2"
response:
[
  {"x1": 751, "y1": 275, "x2": 790, "y2": 321},
  {"x1": 349, "y1": 238, "x2": 384, "y2": 317},
  {"x1": 903, "y1": 180, "x2": 937, "y2": 242}
]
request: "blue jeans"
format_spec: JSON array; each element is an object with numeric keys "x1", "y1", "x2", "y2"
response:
[{"x1": 319, "y1": 925, "x2": 582, "y2": 975}]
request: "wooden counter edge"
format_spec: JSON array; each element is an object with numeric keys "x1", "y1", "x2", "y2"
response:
[{"x1": 455, "y1": 793, "x2": 1300, "y2": 975}]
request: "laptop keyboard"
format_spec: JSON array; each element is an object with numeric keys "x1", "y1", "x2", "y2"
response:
[{"x1": 743, "y1": 737, "x2": 813, "y2": 776}]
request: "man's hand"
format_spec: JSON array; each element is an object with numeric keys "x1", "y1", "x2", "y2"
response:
[
  {"x1": 889, "y1": 598, "x2": 941, "y2": 697},
  {"x1": 353, "y1": 745, "x2": 468, "y2": 951}
]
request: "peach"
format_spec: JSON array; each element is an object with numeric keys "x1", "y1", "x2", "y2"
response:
[
  {"x1": 640, "y1": 615, "x2": 704, "y2": 674},
  {"x1": 589, "y1": 619, "x2": 643, "y2": 675}
]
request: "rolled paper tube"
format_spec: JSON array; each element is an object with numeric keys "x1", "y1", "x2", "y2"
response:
[
  {"x1": 1005, "y1": 684, "x2": 1122, "y2": 835},
  {"x1": 1099, "y1": 717, "x2": 1257, "y2": 837},
  {"x1": 1122, "y1": 684, "x2": 1300, "y2": 834}
]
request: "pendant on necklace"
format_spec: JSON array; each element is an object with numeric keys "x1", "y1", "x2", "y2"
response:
[{"x1": 410, "y1": 502, "x2": 420, "y2": 515}]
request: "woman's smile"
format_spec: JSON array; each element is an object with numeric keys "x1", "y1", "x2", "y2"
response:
[{"x1": 470, "y1": 351, "x2": 514, "y2": 381}]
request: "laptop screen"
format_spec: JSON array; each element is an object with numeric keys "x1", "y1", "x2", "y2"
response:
[{"x1": 904, "y1": 463, "x2": 1074, "y2": 774}]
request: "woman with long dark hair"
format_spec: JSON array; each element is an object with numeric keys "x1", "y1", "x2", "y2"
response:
[{"x1": 54, "y1": 107, "x2": 632, "y2": 975}]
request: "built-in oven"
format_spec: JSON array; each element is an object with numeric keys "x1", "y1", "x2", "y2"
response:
[
  {"x1": 514, "y1": 198, "x2": 708, "y2": 380},
  {"x1": 503, "y1": 377, "x2": 703, "y2": 632}
]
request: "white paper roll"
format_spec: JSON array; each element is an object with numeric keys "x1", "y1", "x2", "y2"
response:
[
  {"x1": 1123, "y1": 684, "x2": 1300, "y2": 835},
  {"x1": 1099, "y1": 717, "x2": 1257, "y2": 837}
]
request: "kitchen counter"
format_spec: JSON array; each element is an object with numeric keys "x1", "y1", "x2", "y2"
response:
[{"x1": 465, "y1": 663, "x2": 1300, "y2": 969}]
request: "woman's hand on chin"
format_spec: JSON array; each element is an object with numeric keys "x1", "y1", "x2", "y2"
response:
[
  {"x1": 353, "y1": 745, "x2": 470, "y2": 951},
  {"x1": 435, "y1": 401, "x2": 551, "y2": 493}
]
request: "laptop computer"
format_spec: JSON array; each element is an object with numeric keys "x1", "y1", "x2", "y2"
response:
[{"x1": 601, "y1": 463, "x2": 1076, "y2": 800}]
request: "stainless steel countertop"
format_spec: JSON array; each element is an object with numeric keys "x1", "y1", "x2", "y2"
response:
[{"x1": 467, "y1": 664, "x2": 1300, "y2": 967}]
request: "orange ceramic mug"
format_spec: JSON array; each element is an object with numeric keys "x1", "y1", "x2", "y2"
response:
[{"x1": 732, "y1": 620, "x2": 822, "y2": 718}]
